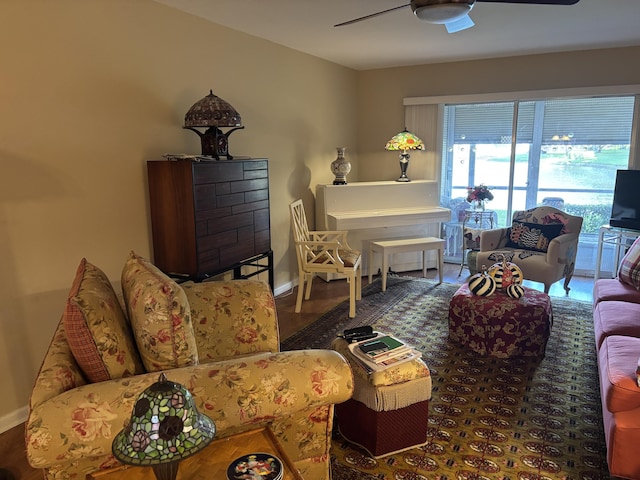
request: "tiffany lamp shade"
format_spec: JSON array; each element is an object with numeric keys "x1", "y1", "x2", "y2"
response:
[{"x1": 112, "y1": 374, "x2": 216, "y2": 480}]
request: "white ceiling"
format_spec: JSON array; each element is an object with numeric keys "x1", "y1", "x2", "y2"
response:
[{"x1": 154, "y1": 0, "x2": 640, "y2": 71}]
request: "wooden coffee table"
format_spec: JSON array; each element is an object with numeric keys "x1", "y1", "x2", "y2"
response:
[{"x1": 87, "y1": 427, "x2": 303, "y2": 480}]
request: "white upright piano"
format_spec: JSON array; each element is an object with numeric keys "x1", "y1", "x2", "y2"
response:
[{"x1": 316, "y1": 180, "x2": 451, "y2": 280}]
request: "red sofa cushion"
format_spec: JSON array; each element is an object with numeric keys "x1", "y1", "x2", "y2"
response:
[
  {"x1": 598, "y1": 335, "x2": 640, "y2": 413},
  {"x1": 593, "y1": 300, "x2": 640, "y2": 349},
  {"x1": 593, "y1": 278, "x2": 640, "y2": 306}
]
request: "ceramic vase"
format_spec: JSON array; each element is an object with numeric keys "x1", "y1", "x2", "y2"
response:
[
  {"x1": 331, "y1": 147, "x2": 351, "y2": 185},
  {"x1": 473, "y1": 199, "x2": 486, "y2": 211}
]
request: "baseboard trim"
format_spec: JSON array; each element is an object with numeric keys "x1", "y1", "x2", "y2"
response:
[
  {"x1": 274, "y1": 280, "x2": 294, "y2": 297},
  {"x1": 0, "y1": 406, "x2": 28, "y2": 434}
]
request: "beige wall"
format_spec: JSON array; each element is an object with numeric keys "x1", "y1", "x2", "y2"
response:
[
  {"x1": 2, "y1": 0, "x2": 640, "y2": 428},
  {"x1": 356, "y1": 47, "x2": 640, "y2": 182},
  {"x1": 0, "y1": 0, "x2": 358, "y2": 424}
]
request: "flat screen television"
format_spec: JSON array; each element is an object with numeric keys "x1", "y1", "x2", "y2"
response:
[{"x1": 610, "y1": 169, "x2": 640, "y2": 231}]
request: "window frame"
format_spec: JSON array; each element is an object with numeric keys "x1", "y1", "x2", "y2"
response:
[{"x1": 403, "y1": 86, "x2": 640, "y2": 277}]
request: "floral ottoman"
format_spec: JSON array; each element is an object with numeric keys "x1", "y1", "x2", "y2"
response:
[{"x1": 448, "y1": 283, "x2": 553, "y2": 358}]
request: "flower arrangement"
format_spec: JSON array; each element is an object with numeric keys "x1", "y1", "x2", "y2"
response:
[{"x1": 466, "y1": 184, "x2": 494, "y2": 203}]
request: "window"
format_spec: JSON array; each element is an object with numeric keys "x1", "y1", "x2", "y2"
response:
[{"x1": 438, "y1": 95, "x2": 636, "y2": 276}]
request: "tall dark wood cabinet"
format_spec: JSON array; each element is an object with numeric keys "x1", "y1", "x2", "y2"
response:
[{"x1": 147, "y1": 158, "x2": 273, "y2": 287}]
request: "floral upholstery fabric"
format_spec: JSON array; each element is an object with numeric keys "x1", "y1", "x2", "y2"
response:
[
  {"x1": 121, "y1": 251, "x2": 198, "y2": 371},
  {"x1": 29, "y1": 321, "x2": 88, "y2": 412},
  {"x1": 448, "y1": 283, "x2": 553, "y2": 358},
  {"x1": 182, "y1": 280, "x2": 280, "y2": 362},
  {"x1": 27, "y1": 255, "x2": 353, "y2": 480},
  {"x1": 63, "y1": 258, "x2": 144, "y2": 382},
  {"x1": 26, "y1": 350, "x2": 352, "y2": 480}
]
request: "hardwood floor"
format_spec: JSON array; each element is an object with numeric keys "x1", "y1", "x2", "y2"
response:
[
  {"x1": 1, "y1": 264, "x2": 595, "y2": 479},
  {"x1": 0, "y1": 423, "x2": 38, "y2": 480}
]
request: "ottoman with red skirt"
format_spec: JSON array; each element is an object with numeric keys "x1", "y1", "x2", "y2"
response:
[
  {"x1": 331, "y1": 337, "x2": 431, "y2": 458},
  {"x1": 448, "y1": 283, "x2": 553, "y2": 358}
]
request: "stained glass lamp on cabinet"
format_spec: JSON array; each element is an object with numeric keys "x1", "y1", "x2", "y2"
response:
[{"x1": 183, "y1": 89, "x2": 244, "y2": 160}]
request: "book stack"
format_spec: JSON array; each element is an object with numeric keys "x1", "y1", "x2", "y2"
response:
[{"x1": 347, "y1": 333, "x2": 420, "y2": 373}]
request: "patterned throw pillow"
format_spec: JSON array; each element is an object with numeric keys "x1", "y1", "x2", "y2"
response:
[
  {"x1": 618, "y1": 237, "x2": 640, "y2": 290},
  {"x1": 463, "y1": 228, "x2": 482, "y2": 250},
  {"x1": 505, "y1": 221, "x2": 564, "y2": 253},
  {"x1": 121, "y1": 251, "x2": 199, "y2": 372},
  {"x1": 64, "y1": 258, "x2": 144, "y2": 382}
]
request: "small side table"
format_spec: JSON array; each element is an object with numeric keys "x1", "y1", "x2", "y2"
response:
[
  {"x1": 459, "y1": 209, "x2": 496, "y2": 276},
  {"x1": 594, "y1": 225, "x2": 640, "y2": 279},
  {"x1": 86, "y1": 427, "x2": 303, "y2": 480}
]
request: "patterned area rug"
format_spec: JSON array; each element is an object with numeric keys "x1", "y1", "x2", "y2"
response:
[{"x1": 281, "y1": 277, "x2": 610, "y2": 480}]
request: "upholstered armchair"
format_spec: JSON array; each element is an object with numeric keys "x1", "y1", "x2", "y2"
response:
[
  {"x1": 476, "y1": 206, "x2": 583, "y2": 293},
  {"x1": 26, "y1": 253, "x2": 353, "y2": 480}
]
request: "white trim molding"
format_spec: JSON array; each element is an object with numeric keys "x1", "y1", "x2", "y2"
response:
[
  {"x1": 404, "y1": 85, "x2": 640, "y2": 106},
  {"x1": 0, "y1": 406, "x2": 28, "y2": 433}
]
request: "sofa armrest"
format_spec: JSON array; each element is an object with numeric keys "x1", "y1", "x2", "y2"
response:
[
  {"x1": 182, "y1": 280, "x2": 280, "y2": 362},
  {"x1": 546, "y1": 232, "x2": 579, "y2": 265},
  {"x1": 479, "y1": 227, "x2": 510, "y2": 251},
  {"x1": 26, "y1": 349, "x2": 353, "y2": 470},
  {"x1": 29, "y1": 320, "x2": 88, "y2": 412}
]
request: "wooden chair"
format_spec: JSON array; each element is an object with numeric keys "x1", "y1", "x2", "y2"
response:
[{"x1": 289, "y1": 199, "x2": 362, "y2": 318}]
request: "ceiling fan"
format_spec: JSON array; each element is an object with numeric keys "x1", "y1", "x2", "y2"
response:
[{"x1": 335, "y1": 0, "x2": 580, "y2": 34}]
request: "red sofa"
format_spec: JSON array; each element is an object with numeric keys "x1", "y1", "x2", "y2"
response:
[{"x1": 593, "y1": 278, "x2": 640, "y2": 480}]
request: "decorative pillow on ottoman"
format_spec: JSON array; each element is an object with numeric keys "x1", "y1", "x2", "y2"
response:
[
  {"x1": 64, "y1": 258, "x2": 144, "y2": 382},
  {"x1": 121, "y1": 251, "x2": 198, "y2": 371},
  {"x1": 618, "y1": 237, "x2": 640, "y2": 290}
]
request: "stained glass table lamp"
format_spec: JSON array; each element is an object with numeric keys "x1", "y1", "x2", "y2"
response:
[{"x1": 112, "y1": 373, "x2": 216, "y2": 480}]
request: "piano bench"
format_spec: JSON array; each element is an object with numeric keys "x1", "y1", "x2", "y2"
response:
[{"x1": 367, "y1": 237, "x2": 445, "y2": 291}]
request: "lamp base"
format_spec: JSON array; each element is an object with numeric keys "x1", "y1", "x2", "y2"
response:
[
  {"x1": 396, "y1": 153, "x2": 411, "y2": 182},
  {"x1": 183, "y1": 126, "x2": 244, "y2": 160},
  {"x1": 152, "y1": 461, "x2": 180, "y2": 480}
]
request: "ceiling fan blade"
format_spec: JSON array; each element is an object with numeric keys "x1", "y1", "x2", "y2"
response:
[
  {"x1": 477, "y1": 0, "x2": 579, "y2": 4},
  {"x1": 334, "y1": 3, "x2": 411, "y2": 27},
  {"x1": 445, "y1": 14, "x2": 475, "y2": 33}
]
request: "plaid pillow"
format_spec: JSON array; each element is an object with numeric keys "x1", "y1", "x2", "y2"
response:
[
  {"x1": 618, "y1": 237, "x2": 640, "y2": 290},
  {"x1": 64, "y1": 258, "x2": 144, "y2": 382},
  {"x1": 505, "y1": 221, "x2": 564, "y2": 253}
]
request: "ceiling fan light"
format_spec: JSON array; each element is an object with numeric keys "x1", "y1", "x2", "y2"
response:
[{"x1": 413, "y1": 4, "x2": 473, "y2": 24}]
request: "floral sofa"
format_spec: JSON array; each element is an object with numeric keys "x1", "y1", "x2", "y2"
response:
[
  {"x1": 593, "y1": 237, "x2": 640, "y2": 480},
  {"x1": 25, "y1": 252, "x2": 353, "y2": 480}
]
